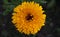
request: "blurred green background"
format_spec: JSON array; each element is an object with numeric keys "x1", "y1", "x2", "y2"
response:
[{"x1": 0, "y1": 0, "x2": 60, "y2": 37}]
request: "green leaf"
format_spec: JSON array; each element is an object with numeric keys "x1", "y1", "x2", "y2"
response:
[
  {"x1": 11, "y1": 0, "x2": 23, "y2": 5},
  {"x1": 34, "y1": 0, "x2": 47, "y2": 5},
  {"x1": 3, "y1": 5, "x2": 15, "y2": 15},
  {"x1": 47, "y1": 0, "x2": 55, "y2": 9},
  {"x1": 3, "y1": 0, "x2": 8, "y2": 4}
]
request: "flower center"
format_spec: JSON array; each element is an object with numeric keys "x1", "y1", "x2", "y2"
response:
[{"x1": 26, "y1": 14, "x2": 33, "y2": 21}]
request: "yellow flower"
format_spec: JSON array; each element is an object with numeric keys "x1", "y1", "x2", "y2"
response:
[{"x1": 12, "y1": 1, "x2": 46, "y2": 35}]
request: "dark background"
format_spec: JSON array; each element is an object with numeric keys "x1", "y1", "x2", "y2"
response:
[{"x1": 0, "y1": 0, "x2": 60, "y2": 37}]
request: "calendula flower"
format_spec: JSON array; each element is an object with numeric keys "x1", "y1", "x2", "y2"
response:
[{"x1": 12, "y1": 1, "x2": 46, "y2": 35}]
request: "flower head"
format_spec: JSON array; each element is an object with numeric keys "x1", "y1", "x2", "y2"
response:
[{"x1": 12, "y1": 1, "x2": 46, "y2": 35}]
